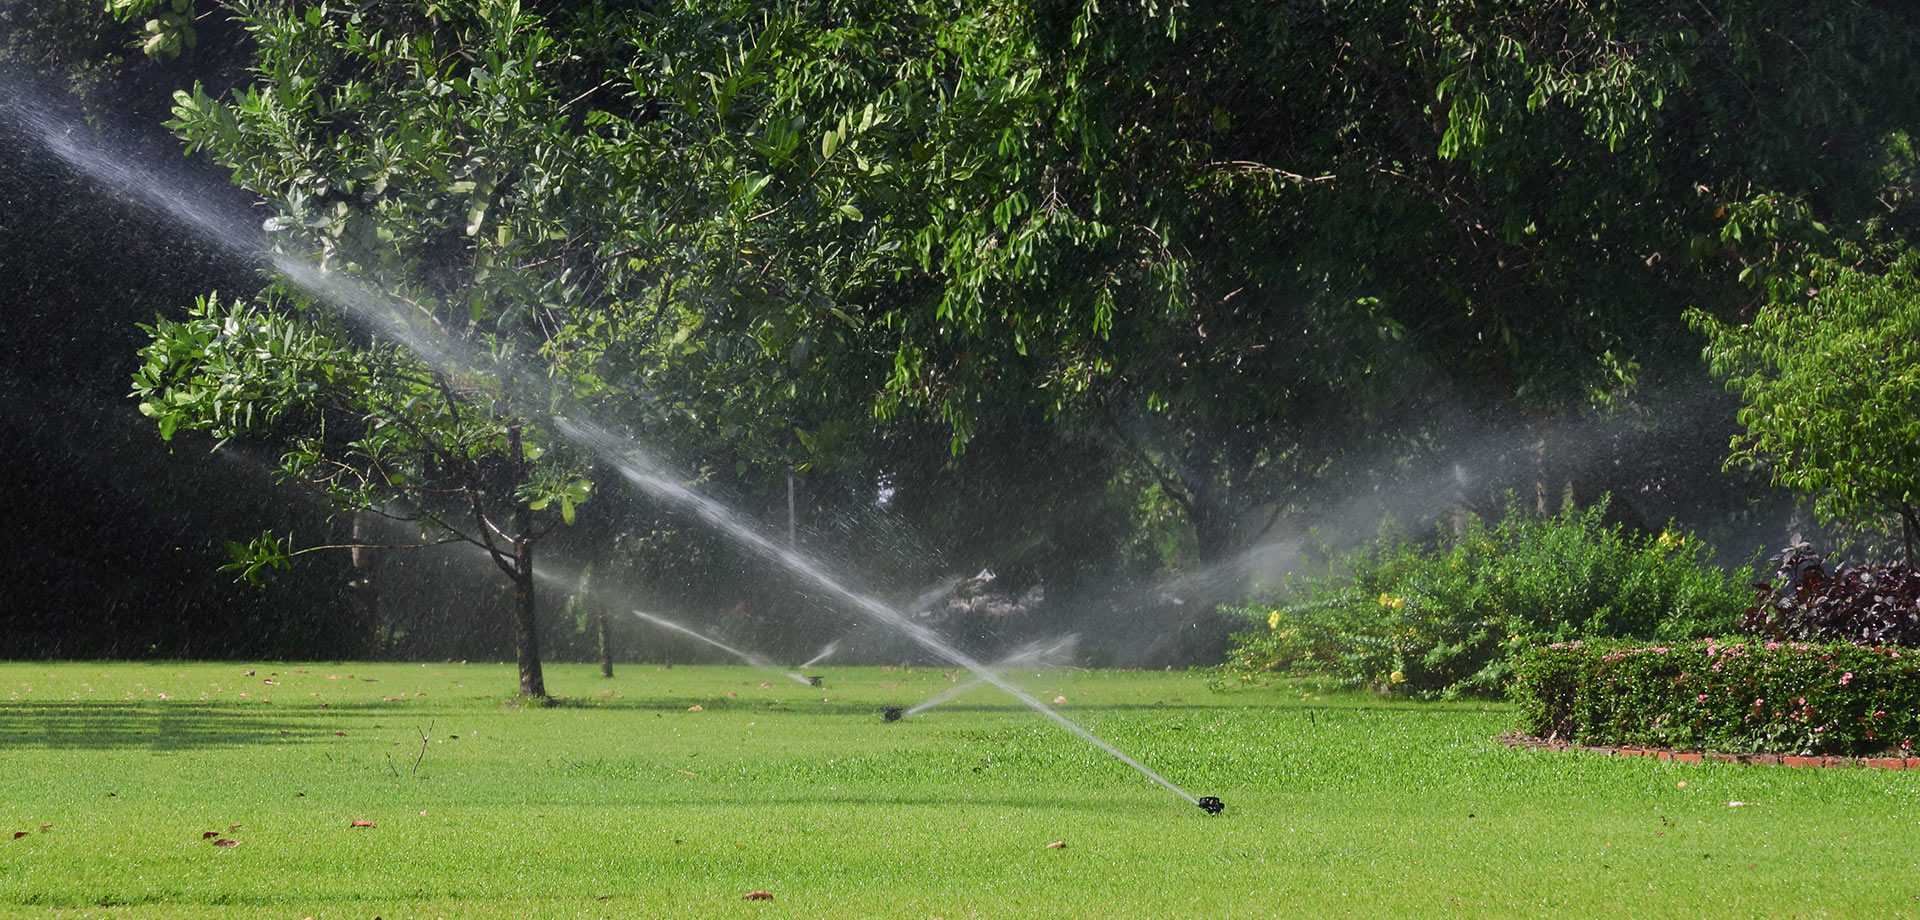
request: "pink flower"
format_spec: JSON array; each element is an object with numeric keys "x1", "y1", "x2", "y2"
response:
[
  {"x1": 1753, "y1": 698, "x2": 1765, "y2": 708},
  {"x1": 1813, "y1": 725, "x2": 1826, "y2": 734},
  {"x1": 1653, "y1": 647, "x2": 1670, "y2": 654},
  {"x1": 1840, "y1": 672, "x2": 1853, "y2": 685},
  {"x1": 1765, "y1": 642, "x2": 1782, "y2": 651},
  {"x1": 1697, "y1": 693, "x2": 1708, "y2": 703}
]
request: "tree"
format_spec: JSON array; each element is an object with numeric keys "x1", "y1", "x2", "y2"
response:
[
  {"x1": 573, "y1": 0, "x2": 1920, "y2": 563},
  {"x1": 134, "y1": 292, "x2": 593, "y2": 695},
  {"x1": 1694, "y1": 246, "x2": 1920, "y2": 561},
  {"x1": 126, "y1": 0, "x2": 630, "y2": 695}
]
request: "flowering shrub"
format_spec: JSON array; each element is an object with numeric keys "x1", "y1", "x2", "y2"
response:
[
  {"x1": 1511, "y1": 639, "x2": 1920, "y2": 755},
  {"x1": 1742, "y1": 541, "x2": 1920, "y2": 646},
  {"x1": 1216, "y1": 498, "x2": 1753, "y2": 698}
]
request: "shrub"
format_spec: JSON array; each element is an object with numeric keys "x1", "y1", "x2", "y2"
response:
[
  {"x1": 1217, "y1": 498, "x2": 1753, "y2": 698},
  {"x1": 1511, "y1": 639, "x2": 1920, "y2": 756},
  {"x1": 1742, "y1": 541, "x2": 1920, "y2": 646}
]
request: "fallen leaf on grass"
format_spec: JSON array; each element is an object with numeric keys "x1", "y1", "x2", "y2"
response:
[
  {"x1": 676, "y1": 769, "x2": 697, "y2": 777},
  {"x1": 350, "y1": 820, "x2": 376, "y2": 828},
  {"x1": 1727, "y1": 801, "x2": 1756, "y2": 808},
  {"x1": 758, "y1": 682, "x2": 772, "y2": 689},
  {"x1": 332, "y1": 731, "x2": 347, "y2": 737},
  {"x1": 212, "y1": 838, "x2": 239, "y2": 848},
  {"x1": 201, "y1": 831, "x2": 219, "y2": 840},
  {"x1": 687, "y1": 705, "x2": 704, "y2": 712},
  {"x1": 10, "y1": 832, "x2": 25, "y2": 840},
  {"x1": 1053, "y1": 696, "x2": 1068, "y2": 705},
  {"x1": 1045, "y1": 840, "x2": 1067, "y2": 849},
  {"x1": 39, "y1": 824, "x2": 52, "y2": 832},
  {"x1": 743, "y1": 891, "x2": 774, "y2": 901},
  {"x1": 228, "y1": 824, "x2": 241, "y2": 831}
]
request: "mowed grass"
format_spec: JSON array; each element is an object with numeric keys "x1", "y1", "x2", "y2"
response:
[{"x1": 2, "y1": 662, "x2": 1917, "y2": 918}]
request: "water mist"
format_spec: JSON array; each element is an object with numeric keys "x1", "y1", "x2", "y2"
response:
[{"x1": 0, "y1": 90, "x2": 1219, "y2": 813}]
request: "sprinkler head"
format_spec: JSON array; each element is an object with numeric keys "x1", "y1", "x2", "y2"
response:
[
  {"x1": 881, "y1": 706, "x2": 904, "y2": 722},
  {"x1": 808, "y1": 676, "x2": 824, "y2": 687},
  {"x1": 1196, "y1": 796, "x2": 1225, "y2": 815}
]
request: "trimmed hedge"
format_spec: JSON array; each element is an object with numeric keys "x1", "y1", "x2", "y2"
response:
[{"x1": 1511, "y1": 639, "x2": 1920, "y2": 756}]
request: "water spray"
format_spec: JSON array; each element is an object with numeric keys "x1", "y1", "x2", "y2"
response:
[
  {"x1": 797, "y1": 640, "x2": 840, "y2": 670},
  {"x1": 629, "y1": 610, "x2": 813, "y2": 686},
  {"x1": 0, "y1": 92, "x2": 1220, "y2": 813},
  {"x1": 903, "y1": 634, "x2": 1078, "y2": 718}
]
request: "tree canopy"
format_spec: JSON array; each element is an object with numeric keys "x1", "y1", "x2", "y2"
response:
[{"x1": 5, "y1": 0, "x2": 1920, "y2": 667}]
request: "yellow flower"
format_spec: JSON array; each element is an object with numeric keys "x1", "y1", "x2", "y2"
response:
[
  {"x1": 1389, "y1": 670, "x2": 1406, "y2": 684},
  {"x1": 1378, "y1": 593, "x2": 1407, "y2": 610},
  {"x1": 1268, "y1": 610, "x2": 1282, "y2": 630}
]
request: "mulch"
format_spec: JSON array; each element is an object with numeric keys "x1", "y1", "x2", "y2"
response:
[{"x1": 1498, "y1": 732, "x2": 1918, "y2": 770}]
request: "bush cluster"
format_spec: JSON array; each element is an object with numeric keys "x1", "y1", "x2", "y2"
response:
[
  {"x1": 1511, "y1": 639, "x2": 1920, "y2": 755},
  {"x1": 1742, "y1": 541, "x2": 1920, "y2": 646},
  {"x1": 1217, "y1": 499, "x2": 1752, "y2": 698}
]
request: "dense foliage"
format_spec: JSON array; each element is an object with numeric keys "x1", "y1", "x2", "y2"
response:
[
  {"x1": 1742, "y1": 541, "x2": 1920, "y2": 647},
  {"x1": 1694, "y1": 249, "x2": 1920, "y2": 560},
  {"x1": 1513, "y1": 638, "x2": 1920, "y2": 756},
  {"x1": 6, "y1": 0, "x2": 1920, "y2": 665},
  {"x1": 1218, "y1": 501, "x2": 1751, "y2": 698}
]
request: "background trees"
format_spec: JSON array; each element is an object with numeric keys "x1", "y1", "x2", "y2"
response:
[{"x1": 3, "y1": 0, "x2": 1919, "y2": 667}]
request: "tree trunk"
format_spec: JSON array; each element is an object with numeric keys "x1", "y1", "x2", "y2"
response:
[
  {"x1": 1188, "y1": 487, "x2": 1237, "y2": 564},
  {"x1": 346, "y1": 511, "x2": 383, "y2": 655},
  {"x1": 512, "y1": 538, "x2": 546, "y2": 698},
  {"x1": 505, "y1": 422, "x2": 546, "y2": 698},
  {"x1": 595, "y1": 603, "x2": 613, "y2": 679},
  {"x1": 1901, "y1": 507, "x2": 1919, "y2": 566}
]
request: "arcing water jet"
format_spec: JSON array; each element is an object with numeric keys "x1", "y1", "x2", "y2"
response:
[
  {"x1": 630, "y1": 610, "x2": 813, "y2": 686},
  {"x1": 1, "y1": 90, "x2": 1218, "y2": 812}
]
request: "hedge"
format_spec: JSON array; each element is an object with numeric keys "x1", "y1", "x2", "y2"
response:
[{"x1": 1511, "y1": 639, "x2": 1920, "y2": 756}]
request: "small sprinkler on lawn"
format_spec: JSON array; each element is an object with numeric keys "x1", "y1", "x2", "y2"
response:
[
  {"x1": 807, "y1": 676, "x2": 824, "y2": 687},
  {"x1": 881, "y1": 706, "x2": 904, "y2": 722},
  {"x1": 1196, "y1": 796, "x2": 1225, "y2": 815}
]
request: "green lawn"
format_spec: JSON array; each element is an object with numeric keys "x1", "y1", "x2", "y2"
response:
[{"x1": 1, "y1": 662, "x2": 1915, "y2": 918}]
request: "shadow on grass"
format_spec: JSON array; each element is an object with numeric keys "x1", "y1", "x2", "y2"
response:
[{"x1": 0, "y1": 700, "x2": 402, "y2": 750}]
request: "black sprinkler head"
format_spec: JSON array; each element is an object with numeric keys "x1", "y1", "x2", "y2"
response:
[
  {"x1": 1196, "y1": 796, "x2": 1225, "y2": 815},
  {"x1": 808, "y1": 676, "x2": 824, "y2": 687},
  {"x1": 881, "y1": 706, "x2": 904, "y2": 722}
]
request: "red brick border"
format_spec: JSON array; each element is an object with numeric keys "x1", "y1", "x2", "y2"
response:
[{"x1": 1498, "y1": 733, "x2": 1917, "y2": 769}]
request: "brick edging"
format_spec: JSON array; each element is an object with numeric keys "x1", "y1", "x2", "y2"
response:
[{"x1": 1498, "y1": 732, "x2": 1917, "y2": 769}]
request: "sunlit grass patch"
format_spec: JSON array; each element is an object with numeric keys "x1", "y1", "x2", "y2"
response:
[{"x1": 2, "y1": 662, "x2": 1916, "y2": 918}]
